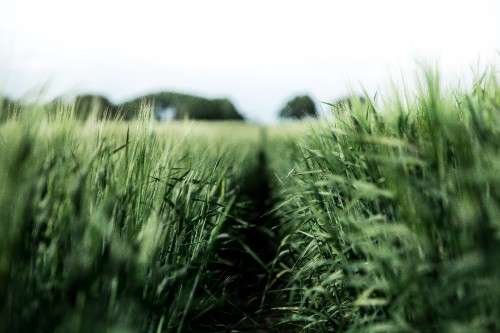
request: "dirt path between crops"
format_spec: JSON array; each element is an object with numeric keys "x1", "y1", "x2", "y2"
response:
[{"x1": 190, "y1": 131, "x2": 295, "y2": 332}]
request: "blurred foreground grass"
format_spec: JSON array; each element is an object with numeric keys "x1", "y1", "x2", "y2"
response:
[
  {"x1": 0, "y1": 110, "x2": 270, "y2": 332},
  {"x1": 275, "y1": 68, "x2": 500, "y2": 332}
]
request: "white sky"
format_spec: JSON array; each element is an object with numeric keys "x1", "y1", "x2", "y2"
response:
[{"x1": 0, "y1": 0, "x2": 499, "y2": 122}]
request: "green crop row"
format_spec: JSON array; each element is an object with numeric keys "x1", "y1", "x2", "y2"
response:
[
  {"x1": 273, "y1": 68, "x2": 500, "y2": 332},
  {"x1": 0, "y1": 105, "x2": 263, "y2": 332}
]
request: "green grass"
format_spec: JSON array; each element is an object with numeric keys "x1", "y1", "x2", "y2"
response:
[
  {"x1": 0, "y1": 107, "x2": 263, "y2": 332},
  {"x1": 1, "y1": 67, "x2": 500, "y2": 332},
  {"x1": 274, "y1": 68, "x2": 500, "y2": 332}
]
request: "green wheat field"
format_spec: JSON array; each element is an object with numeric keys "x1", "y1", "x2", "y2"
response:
[{"x1": 1, "y1": 68, "x2": 500, "y2": 332}]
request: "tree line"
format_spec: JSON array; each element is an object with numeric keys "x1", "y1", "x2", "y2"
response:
[
  {"x1": 58, "y1": 92, "x2": 245, "y2": 121},
  {"x1": 1, "y1": 91, "x2": 367, "y2": 122}
]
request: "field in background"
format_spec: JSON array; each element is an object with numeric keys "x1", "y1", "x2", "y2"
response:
[{"x1": 1, "y1": 68, "x2": 500, "y2": 332}]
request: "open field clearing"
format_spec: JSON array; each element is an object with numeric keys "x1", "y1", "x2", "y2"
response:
[{"x1": 1, "y1": 69, "x2": 500, "y2": 332}]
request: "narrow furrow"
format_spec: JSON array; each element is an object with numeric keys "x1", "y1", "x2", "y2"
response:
[{"x1": 189, "y1": 131, "x2": 292, "y2": 332}]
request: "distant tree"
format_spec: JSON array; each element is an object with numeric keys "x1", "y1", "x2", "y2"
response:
[
  {"x1": 0, "y1": 96, "x2": 21, "y2": 122},
  {"x1": 213, "y1": 98, "x2": 244, "y2": 120},
  {"x1": 175, "y1": 96, "x2": 214, "y2": 120},
  {"x1": 119, "y1": 92, "x2": 245, "y2": 121},
  {"x1": 118, "y1": 98, "x2": 150, "y2": 120},
  {"x1": 175, "y1": 97, "x2": 243, "y2": 120},
  {"x1": 73, "y1": 94, "x2": 118, "y2": 120},
  {"x1": 279, "y1": 95, "x2": 317, "y2": 119}
]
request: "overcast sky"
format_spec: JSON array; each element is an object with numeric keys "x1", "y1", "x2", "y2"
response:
[{"x1": 0, "y1": 0, "x2": 499, "y2": 122}]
